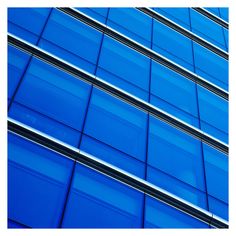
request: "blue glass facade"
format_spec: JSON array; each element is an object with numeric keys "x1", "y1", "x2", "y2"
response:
[{"x1": 8, "y1": 7, "x2": 229, "y2": 228}]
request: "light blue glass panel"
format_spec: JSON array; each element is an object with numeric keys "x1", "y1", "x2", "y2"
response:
[
  {"x1": 194, "y1": 42, "x2": 228, "y2": 90},
  {"x1": 148, "y1": 115, "x2": 205, "y2": 191},
  {"x1": 150, "y1": 60, "x2": 199, "y2": 126},
  {"x1": 107, "y1": 8, "x2": 152, "y2": 47},
  {"x1": 205, "y1": 8, "x2": 220, "y2": 16},
  {"x1": 97, "y1": 35, "x2": 150, "y2": 101},
  {"x1": 219, "y1": 8, "x2": 228, "y2": 22},
  {"x1": 198, "y1": 85, "x2": 228, "y2": 143},
  {"x1": 84, "y1": 88, "x2": 148, "y2": 162},
  {"x1": 13, "y1": 57, "x2": 91, "y2": 139},
  {"x1": 208, "y1": 196, "x2": 228, "y2": 221},
  {"x1": 153, "y1": 8, "x2": 191, "y2": 30},
  {"x1": 62, "y1": 163, "x2": 144, "y2": 228},
  {"x1": 145, "y1": 196, "x2": 209, "y2": 228},
  {"x1": 152, "y1": 20, "x2": 194, "y2": 71},
  {"x1": 223, "y1": 28, "x2": 228, "y2": 50},
  {"x1": 190, "y1": 9, "x2": 226, "y2": 51},
  {"x1": 8, "y1": 8, "x2": 51, "y2": 44},
  {"x1": 203, "y1": 143, "x2": 228, "y2": 203},
  {"x1": 147, "y1": 166, "x2": 207, "y2": 209},
  {"x1": 8, "y1": 132, "x2": 74, "y2": 228},
  {"x1": 76, "y1": 8, "x2": 108, "y2": 23},
  {"x1": 80, "y1": 134, "x2": 145, "y2": 178},
  {"x1": 8, "y1": 45, "x2": 30, "y2": 102},
  {"x1": 39, "y1": 9, "x2": 103, "y2": 74}
]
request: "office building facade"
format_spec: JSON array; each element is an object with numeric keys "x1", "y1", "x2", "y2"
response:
[{"x1": 7, "y1": 7, "x2": 228, "y2": 228}]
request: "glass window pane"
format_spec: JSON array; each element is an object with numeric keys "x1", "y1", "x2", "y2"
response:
[
  {"x1": 39, "y1": 9, "x2": 103, "y2": 74},
  {"x1": 8, "y1": 132, "x2": 74, "y2": 228},
  {"x1": 208, "y1": 196, "x2": 228, "y2": 221},
  {"x1": 97, "y1": 35, "x2": 150, "y2": 101},
  {"x1": 144, "y1": 196, "x2": 209, "y2": 228},
  {"x1": 190, "y1": 9, "x2": 226, "y2": 51},
  {"x1": 62, "y1": 163, "x2": 144, "y2": 228},
  {"x1": 11, "y1": 56, "x2": 91, "y2": 146},
  {"x1": 198, "y1": 85, "x2": 228, "y2": 143},
  {"x1": 193, "y1": 42, "x2": 228, "y2": 90},
  {"x1": 223, "y1": 28, "x2": 228, "y2": 50},
  {"x1": 219, "y1": 8, "x2": 228, "y2": 22},
  {"x1": 150, "y1": 60, "x2": 199, "y2": 127},
  {"x1": 152, "y1": 20, "x2": 194, "y2": 71},
  {"x1": 204, "y1": 8, "x2": 220, "y2": 16},
  {"x1": 84, "y1": 87, "x2": 148, "y2": 162},
  {"x1": 107, "y1": 8, "x2": 152, "y2": 47},
  {"x1": 8, "y1": 8, "x2": 51, "y2": 44},
  {"x1": 76, "y1": 8, "x2": 108, "y2": 23},
  {"x1": 148, "y1": 115, "x2": 205, "y2": 191}
]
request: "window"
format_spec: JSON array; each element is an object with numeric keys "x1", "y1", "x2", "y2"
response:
[
  {"x1": 219, "y1": 8, "x2": 228, "y2": 22},
  {"x1": 76, "y1": 8, "x2": 109, "y2": 23}
]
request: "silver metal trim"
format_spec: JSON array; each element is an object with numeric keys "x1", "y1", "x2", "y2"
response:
[
  {"x1": 7, "y1": 118, "x2": 229, "y2": 228},
  {"x1": 56, "y1": 7, "x2": 228, "y2": 100}
]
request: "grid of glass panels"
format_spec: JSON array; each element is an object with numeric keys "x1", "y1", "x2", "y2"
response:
[{"x1": 8, "y1": 7, "x2": 229, "y2": 228}]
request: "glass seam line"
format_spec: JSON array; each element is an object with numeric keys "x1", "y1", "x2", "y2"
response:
[
  {"x1": 192, "y1": 8, "x2": 228, "y2": 29},
  {"x1": 136, "y1": 7, "x2": 228, "y2": 60},
  {"x1": 7, "y1": 118, "x2": 228, "y2": 229},
  {"x1": 8, "y1": 33, "x2": 228, "y2": 155},
  {"x1": 56, "y1": 7, "x2": 228, "y2": 101}
]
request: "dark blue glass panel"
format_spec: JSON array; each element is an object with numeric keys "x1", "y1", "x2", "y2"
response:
[
  {"x1": 84, "y1": 88, "x2": 148, "y2": 162},
  {"x1": 107, "y1": 8, "x2": 152, "y2": 47},
  {"x1": 8, "y1": 219, "x2": 28, "y2": 228},
  {"x1": 144, "y1": 196, "x2": 209, "y2": 228},
  {"x1": 153, "y1": 8, "x2": 191, "y2": 30},
  {"x1": 205, "y1": 8, "x2": 220, "y2": 16},
  {"x1": 76, "y1": 8, "x2": 108, "y2": 23},
  {"x1": 190, "y1": 9, "x2": 226, "y2": 51},
  {"x1": 62, "y1": 163, "x2": 144, "y2": 228},
  {"x1": 148, "y1": 115, "x2": 205, "y2": 191},
  {"x1": 8, "y1": 45, "x2": 30, "y2": 102},
  {"x1": 219, "y1": 8, "x2": 228, "y2": 22},
  {"x1": 147, "y1": 166, "x2": 207, "y2": 209},
  {"x1": 13, "y1": 57, "x2": 91, "y2": 144},
  {"x1": 97, "y1": 35, "x2": 150, "y2": 101},
  {"x1": 8, "y1": 132, "x2": 74, "y2": 228},
  {"x1": 8, "y1": 8, "x2": 51, "y2": 44},
  {"x1": 193, "y1": 42, "x2": 228, "y2": 90},
  {"x1": 39, "y1": 9, "x2": 103, "y2": 74},
  {"x1": 150, "y1": 60, "x2": 199, "y2": 127},
  {"x1": 152, "y1": 20, "x2": 194, "y2": 71},
  {"x1": 203, "y1": 143, "x2": 228, "y2": 203},
  {"x1": 80, "y1": 134, "x2": 145, "y2": 178},
  {"x1": 208, "y1": 196, "x2": 228, "y2": 221},
  {"x1": 198, "y1": 85, "x2": 228, "y2": 143}
]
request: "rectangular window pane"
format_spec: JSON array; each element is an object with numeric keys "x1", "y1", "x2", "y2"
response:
[
  {"x1": 8, "y1": 132, "x2": 74, "y2": 228},
  {"x1": 208, "y1": 196, "x2": 228, "y2": 221},
  {"x1": 62, "y1": 163, "x2": 144, "y2": 228},
  {"x1": 97, "y1": 35, "x2": 150, "y2": 101}
]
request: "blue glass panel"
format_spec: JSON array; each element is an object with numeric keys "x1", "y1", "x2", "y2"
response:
[
  {"x1": 190, "y1": 9, "x2": 226, "y2": 50},
  {"x1": 223, "y1": 28, "x2": 228, "y2": 50},
  {"x1": 145, "y1": 196, "x2": 209, "y2": 228},
  {"x1": 8, "y1": 132, "x2": 74, "y2": 228},
  {"x1": 208, "y1": 196, "x2": 228, "y2": 221},
  {"x1": 8, "y1": 8, "x2": 51, "y2": 44},
  {"x1": 147, "y1": 166, "x2": 207, "y2": 209},
  {"x1": 107, "y1": 8, "x2": 152, "y2": 47},
  {"x1": 150, "y1": 60, "x2": 199, "y2": 126},
  {"x1": 203, "y1": 143, "x2": 228, "y2": 203},
  {"x1": 205, "y1": 8, "x2": 220, "y2": 16},
  {"x1": 193, "y1": 42, "x2": 228, "y2": 90},
  {"x1": 8, "y1": 45, "x2": 30, "y2": 101},
  {"x1": 198, "y1": 85, "x2": 228, "y2": 143},
  {"x1": 39, "y1": 9, "x2": 103, "y2": 74},
  {"x1": 219, "y1": 8, "x2": 228, "y2": 22},
  {"x1": 152, "y1": 20, "x2": 194, "y2": 71},
  {"x1": 97, "y1": 35, "x2": 150, "y2": 101},
  {"x1": 13, "y1": 57, "x2": 91, "y2": 139},
  {"x1": 8, "y1": 219, "x2": 28, "y2": 228},
  {"x1": 80, "y1": 134, "x2": 145, "y2": 178},
  {"x1": 148, "y1": 115, "x2": 205, "y2": 191},
  {"x1": 84, "y1": 88, "x2": 148, "y2": 162},
  {"x1": 76, "y1": 8, "x2": 108, "y2": 23},
  {"x1": 62, "y1": 163, "x2": 144, "y2": 228},
  {"x1": 153, "y1": 8, "x2": 191, "y2": 30}
]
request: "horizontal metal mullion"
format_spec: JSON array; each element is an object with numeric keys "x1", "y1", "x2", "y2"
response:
[
  {"x1": 7, "y1": 118, "x2": 228, "y2": 228},
  {"x1": 137, "y1": 7, "x2": 228, "y2": 60},
  {"x1": 8, "y1": 33, "x2": 228, "y2": 155},
  {"x1": 57, "y1": 7, "x2": 228, "y2": 101},
  {"x1": 192, "y1": 7, "x2": 228, "y2": 29}
]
